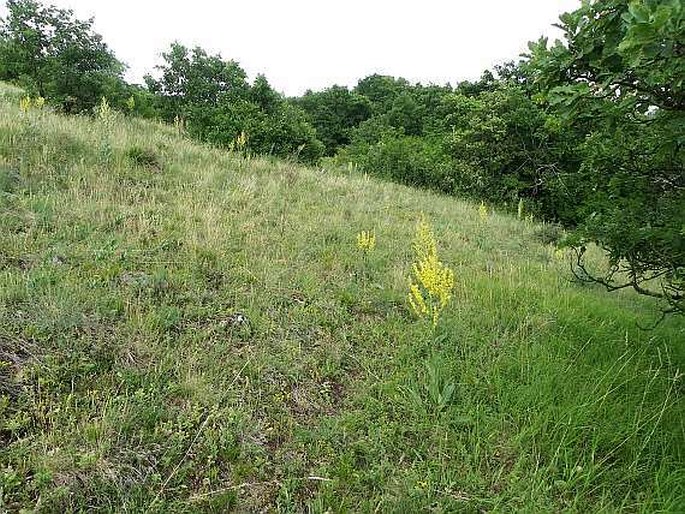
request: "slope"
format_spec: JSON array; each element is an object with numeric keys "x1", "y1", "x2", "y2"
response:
[{"x1": 1, "y1": 84, "x2": 683, "y2": 512}]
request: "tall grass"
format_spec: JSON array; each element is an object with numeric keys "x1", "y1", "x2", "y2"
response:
[{"x1": 0, "y1": 82, "x2": 683, "y2": 512}]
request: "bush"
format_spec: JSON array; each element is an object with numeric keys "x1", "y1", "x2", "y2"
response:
[
  {"x1": 146, "y1": 43, "x2": 324, "y2": 163},
  {"x1": 344, "y1": 133, "x2": 454, "y2": 193}
]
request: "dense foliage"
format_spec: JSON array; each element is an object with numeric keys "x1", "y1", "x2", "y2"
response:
[
  {"x1": 312, "y1": 76, "x2": 579, "y2": 219},
  {"x1": 295, "y1": 86, "x2": 371, "y2": 155},
  {"x1": 144, "y1": 43, "x2": 323, "y2": 162},
  {"x1": 527, "y1": 0, "x2": 684, "y2": 312},
  {"x1": 0, "y1": 0, "x2": 128, "y2": 112}
]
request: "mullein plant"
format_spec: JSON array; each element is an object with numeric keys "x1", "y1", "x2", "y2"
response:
[
  {"x1": 230, "y1": 131, "x2": 249, "y2": 157},
  {"x1": 126, "y1": 96, "x2": 136, "y2": 113},
  {"x1": 19, "y1": 96, "x2": 31, "y2": 113},
  {"x1": 356, "y1": 230, "x2": 376, "y2": 283},
  {"x1": 19, "y1": 96, "x2": 45, "y2": 113},
  {"x1": 357, "y1": 230, "x2": 376, "y2": 254},
  {"x1": 174, "y1": 115, "x2": 186, "y2": 135},
  {"x1": 408, "y1": 217, "x2": 455, "y2": 326},
  {"x1": 97, "y1": 96, "x2": 113, "y2": 122},
  {"x1": 96, "y1": 97, "x2": 115, "y2": 163},
  {"x1": 478, "y1": 201, "x2": 489, "y2": 223}
]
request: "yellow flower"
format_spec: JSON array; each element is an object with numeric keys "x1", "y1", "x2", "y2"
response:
[
  {"x1": 478, "y1": 202, "x2": 488, "y2": 222},
  {"x1": 230, "y1": 131, "x2": 249, "y2": 153},
  {"x1": 357, "y1": 230, "x2": 376, "y2": 253},
  {"x1": 19, "y1": 96, "x2": 31, "y2": 113},
  {"x1": 408, "y1": 217, "x2": 455, "y2": 326},
  {"x1": 409, "y1": 283, "x2": 428, "y2": 315},
  {"x1": 97, "y1": 96, "x2": 112, "y2": 121}
]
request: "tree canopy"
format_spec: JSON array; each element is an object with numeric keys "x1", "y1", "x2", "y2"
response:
[
  {"x1": 145, "y1": 42, "x2": 324, "y2": 162},
  {"x1": 0, "y1": 0, "x2": 126, "y2": 112},
  {"x1": 526, "y1": 0, "x2": 684, "y2": 313}
]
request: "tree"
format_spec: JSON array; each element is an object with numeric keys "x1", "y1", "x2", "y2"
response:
[
  {"x1": 0, "y1": 0, "x2": 125, "y2": 112},
  {"x1": 526, "y1": 0, "x2": 685, "y2": 314},
  {"x1": 437, "y1": 85, "x2": 582, "y2": 216},
  {"x1": 296, "y1": 86, "x2": 372, "y2": 155},
  {"x1": 244, "y1": 100, "x2": 324, "y2": 162},
  {"x1": 146, "y1": 43, "x2": 323, "y2": 163},
  {"x1": 251, "y1": 74, "x2": 281, "y2": 114},
  {"x1": 355, "y1": 74, "x2": 412, "y2": 114},
  {"x1": 386, "y1": 92, "x2": 423, "y2": 136},
  {"x1": 145, "y1": 42, "x2": 251, "y2": 124}
]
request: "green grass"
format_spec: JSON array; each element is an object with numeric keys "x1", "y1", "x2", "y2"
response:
[{"x1": 1, "y1": 83, "x2": 683, "y2": 512}]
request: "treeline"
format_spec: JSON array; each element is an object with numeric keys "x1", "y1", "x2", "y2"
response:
[
  {"x1": 0, "y1": 0, "x2": 323, "y2": 161},
  {"x1": 1, "y1": 0, "x2": 682, "y2": 312},
  {"x1": 295, "y1": 72, "x2": 581, "y2": 224}
]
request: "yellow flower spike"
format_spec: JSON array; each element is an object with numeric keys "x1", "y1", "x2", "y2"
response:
[
  {"x1": 409, "y1": 284, "x2": 428, "y2": 316},
  {"x1": 98, "y1": 96, "x2": 111, "y2": 118},
  {"x1": 357, "y1": 230, "x2": 376, "y2": 254},
  {"x1": 408, "y1": 217, "x2": 455, "y2": 326},
  {"x1": 478, "y1": 202, "x2": 489, "y2": 222},
  {"x1": 19, "y1": 96, "x2": 31, "y2": 113}
]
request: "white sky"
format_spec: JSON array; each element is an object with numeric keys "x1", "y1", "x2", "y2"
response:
[{"x1": 1, "y1": 0, "x2": 580, "y2": 96}]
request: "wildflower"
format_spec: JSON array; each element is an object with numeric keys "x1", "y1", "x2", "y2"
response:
[
  {"x1": 97, "y1": 97, "x2": 112, "y2": 122},
  {"x1": 357, "y1": 230, "x2": 376, "y2": 253},
  {"x1": 19, "y1": 96, "x2": 31, "y2": 113},
  {"x1": 408, "y1": 217, "x2": 455, "y2": 326},
  {"x1": 174, "y1": 115, "x2": 185, "y2": 133},
  {"x1": 126, "y1": 95, "x2": 136, "y2": 111},
  {"x1": 478, "y1": 202, "x2": 488, "y2": 222},
  {"x1": 230, "y1": 131, "x2": 248, "y2": 153},
  {"x1": 517, "y1": 198, "x2": 525, "y2": 220},
  {"x1": 409, "y1": 283, "x2": 428, "y2": 316}
]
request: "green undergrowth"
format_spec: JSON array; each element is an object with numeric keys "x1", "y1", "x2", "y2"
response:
[{"x1": 0, "y1": 83, "x2": 683, "y2": 512}]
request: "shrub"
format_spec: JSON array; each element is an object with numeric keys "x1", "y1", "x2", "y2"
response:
[{"x1": 347, "y1": 134, "x2": 454, "y2": 193}]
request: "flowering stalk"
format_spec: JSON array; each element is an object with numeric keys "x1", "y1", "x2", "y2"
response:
[{"x1": 408, "y1": 218, "x2": 454, "y2": 326}]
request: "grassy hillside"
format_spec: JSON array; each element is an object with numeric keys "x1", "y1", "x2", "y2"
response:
[{"x1": 1, "y1": 84, "x2": 683, "y2": 513}]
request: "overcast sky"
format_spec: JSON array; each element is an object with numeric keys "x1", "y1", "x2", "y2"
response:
[{"x1": 1, "y1": 0, "x2": 580, "y2": 96}]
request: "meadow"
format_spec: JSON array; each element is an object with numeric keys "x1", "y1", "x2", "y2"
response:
[{"x1": 1, "y1": 83, "x2": 683, "y2": 512}]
